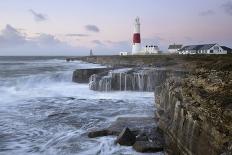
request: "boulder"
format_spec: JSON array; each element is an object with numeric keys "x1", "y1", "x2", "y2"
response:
[
  {"x1": 133, "y1": 141, "x2": 164, "y2": 153},
  {"x1": 115, "y1": 127, "x2": 136, "y2": 146}
]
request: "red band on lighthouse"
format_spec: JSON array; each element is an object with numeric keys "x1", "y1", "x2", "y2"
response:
[{"x1": 133, "y1": 33, "x2": 141, "y2": 43}]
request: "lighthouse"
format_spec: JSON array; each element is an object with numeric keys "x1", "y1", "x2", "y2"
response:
[{"x1": 132, "y1": 17, "x2": 141, "y2": 54}]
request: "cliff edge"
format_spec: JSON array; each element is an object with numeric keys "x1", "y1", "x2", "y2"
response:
[{"x1": 155, "y1": 58, "x2": 232, "y2": 155}]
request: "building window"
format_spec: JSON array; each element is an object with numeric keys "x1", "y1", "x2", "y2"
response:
[{"x1": 210, "y1": 50, "x2": 213, "y2": 53}]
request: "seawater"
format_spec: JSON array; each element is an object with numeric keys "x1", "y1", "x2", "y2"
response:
[{"x1": 0, "y1": 56, "x2": 160, "y2": 155}]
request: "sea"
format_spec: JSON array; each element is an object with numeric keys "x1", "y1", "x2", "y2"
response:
[{"x1": 0, "y1": 56, "x2": 160, "y2": 155}]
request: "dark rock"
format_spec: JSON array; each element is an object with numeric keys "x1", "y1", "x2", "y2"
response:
[
  {"x1": 72, "y1": 68, "x2": 111, "y2": 83},
  {"x1": 136, "y1": 133, "x2": 149, "y2": 141},
  {"x1": 116, "y1": 127, "x2": 136, "y2": 146},
  {"x1": 88, "y1": 117, "x2": 157, "y2": 139},
  {"x1": 107, "y1": 117, "x2": 156, "y2": 135},
  {"x1": 88, "y1": 130, "x2": 109, "y2": 138},
  {"x1": 89, "y1": 67, "x2": 188, "y2": 92},
  {"x1": 133, "y1": 141, "x2": 164, "y2": 153}
]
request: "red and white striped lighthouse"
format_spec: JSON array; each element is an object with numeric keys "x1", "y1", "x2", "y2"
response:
[{"x1": 132, "y1": 17, "x2": 141, "y2": 54}]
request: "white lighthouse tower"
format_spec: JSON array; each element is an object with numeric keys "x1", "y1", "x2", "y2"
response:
[{"x1": 132, "y1": 17, "x2": 141, "y2": 54}]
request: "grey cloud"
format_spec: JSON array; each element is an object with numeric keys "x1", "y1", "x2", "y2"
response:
[
  {"x1": 222, "y1": 1, "x2": 232, "y2": 16},
  {"x1": 29, "y1": 9, "x2": 47, "y2": 22},
  {"x1": 85, "y1": 25, "x2": 100, "y2": 32},
  {"x1": 0, "y1": 24, "x2": 88, "y2": 56},
  {"x1": 199, "y1": 10, "x2": 215, "y2": 16},
  {"x1": 66, "y1": 33, "x2": 89, "y2": 37},
  {"x1": 33, "y1": 34, "x2": 61, "y2": 46},
  {"x1": 92, "y1": 40, "x2": 104, "y2": 45},
  {"x1": 0, "y1": 24, "x2": 26, "y2": 47}
]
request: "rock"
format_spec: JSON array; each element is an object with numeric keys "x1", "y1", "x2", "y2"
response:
[
  {"x1": 72, "y1": 68, "x2": 111, "y2": 83},
  {"x1": 133, "y1": 141, "x2": 164, "y2": 153},
  {"x1": 136, "y1": 133, "x2": 149, "y2": 141},
  {"x1": 116, "y1": 127, "x2": 136, "y2": 146},
  {"x1": 87, "y1": 117, "x2": 157, "y2": 138},
  {"x1": 107, "y1": 117, "x2": 156, "y2": 135},
  {"x1": 87, "y1": 117, "x2": 165, "y2": 149},
  {"x1": 155, "y1": 69, "x2": 232, "y2": 155},
  {"x1": 88, "y1": 130, "x2": 109, "y2": 138}
]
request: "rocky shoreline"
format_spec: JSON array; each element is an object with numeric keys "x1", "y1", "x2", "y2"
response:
[
  {"x1": 87, "y1": 117, "x2": 165, "y2": 153},
  {"x1": 70, "y1": 55, "x2": 232, "y2": 155}
]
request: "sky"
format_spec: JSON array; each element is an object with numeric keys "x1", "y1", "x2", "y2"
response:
[{"x1": 0, "y1": 0, "x2": 232, "y2": 56}]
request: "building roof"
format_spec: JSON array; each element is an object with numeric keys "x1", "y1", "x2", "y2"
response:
[
  {"x1": 168, "y1": 44, "x2": 182, "y2": 49},
  {"x1": 180, "y1": 44, "x2": 216, "y2": 51},
  {"x1": 221, "y1": 46, "x2": 232, "y2": 53}
]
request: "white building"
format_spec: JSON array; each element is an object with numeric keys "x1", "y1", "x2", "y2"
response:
[
  {"x1": 119, "y1": 52, "x2": 129, "y2": 56},
  {"x1": 168, "y1": 44, "x2": 182, "y2": 54},
  {"x1": 144, "y1": 45, "x2": 159, "y2": 54},
  {"x1": 179, "y1": 44, "x2": 228, "y2": 55}
]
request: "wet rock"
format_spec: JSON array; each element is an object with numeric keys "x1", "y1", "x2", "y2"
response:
[
  {"x1": 89, "y1": 67, "x2": 187, "y2": 92},
  {"x1": 87, "y1": 117, "x2": 157, "y2": 138},
  {"x1": 136, "y1": 133, "x2": 149, "y2": 141},
  {"x1": 88, "y1": 117, "x2": 165, "y2": 151},
  {"x1": 133, "y1": 141, "x2": 164, "y2": 153},
  {"x1": 72, "y1": 68, "x2": 111, "y2": 83},
  {"x1": 116, "y1": 127, "x2": 136, "y2": 146},
  {"x1": 88, "y1": 130, "x2": 109, "y2": 138}
]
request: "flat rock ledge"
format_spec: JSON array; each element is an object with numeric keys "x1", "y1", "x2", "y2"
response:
[
  {"x1": 87, "y1": 117, "x2": 165, "y2": 153},
  {"x1": 72, "y1": 68, "x2": 112, "y2": 83}
]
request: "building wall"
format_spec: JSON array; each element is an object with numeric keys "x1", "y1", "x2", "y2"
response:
[
  {"x1": 179, "y1": 44, "x2": 227, "y2": 55},
  {"x1": 169, "y1": 49, "x2": 180, "y2": 54},
  {"x1": 179, "y1": 50, "x2": 196, "y2": 55},
  {"x1": 207, "y1": 45, "x2": 227, "y2": 54},
  {"x1": 144, "y1": 46, "x2": 159, "y2": 54},
  {"x1": 119, "y1": 52, "x2": 129, "y2": 56}
]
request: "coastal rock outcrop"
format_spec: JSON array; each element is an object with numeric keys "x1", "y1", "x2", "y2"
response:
[
  {"x1": 155, "y1": 68, "x2": 232, "y2": 155},
  {"x1": 70, "y1": 55, "x2": 232, "y2": 154},
  {"x1": 87, "y1": 117, "x2": 165, "y2": 153},
  {"x1": 89, "y1": 68, "x2": 187, "y2": 92},
  {"x1": 72, "y1": 68, "x2": 111, "y2": 83}
]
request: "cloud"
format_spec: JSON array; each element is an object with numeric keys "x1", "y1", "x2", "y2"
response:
[
  {"x1": 29, "y1": 9, "x2": 47, "y2": 22},
  {"x1": 222, "y1": 1, "x2": 232, "y2": 16},
  {"x1": 0, "y1": 24, "x2": 89, "y2": 55},
  {"x1": 66, "y1": 33, "x2": 89, "y2": 37},
  {"x1": 0, "y1": 24, "x2": 26, "y2": 47},
  {"x1": 85, "y1": 25, "x2": 100, "y2": 32},
  {"x1": 92, "y1": 40, "x2": 104, "y2": 45},
  {"x1": 199, "y1": 9, "x2": 215, "y2": 16}
]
